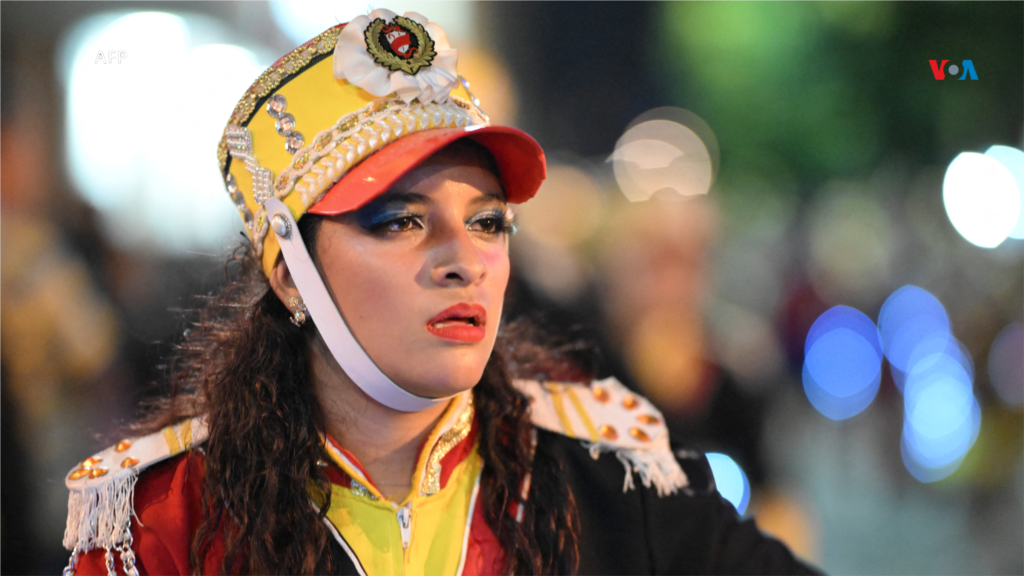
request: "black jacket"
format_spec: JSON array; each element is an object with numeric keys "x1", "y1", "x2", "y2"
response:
[{"x1": 547, "y1": 429, "x2": 819, "y2": 575}]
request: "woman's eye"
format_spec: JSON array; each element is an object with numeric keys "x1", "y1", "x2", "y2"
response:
[
  {"x1": 469, "y1": 215, "x2": 514, "y2": 236},
  {"x1": 471, "y1": 217, "x2": 502, "y2": 234},
  {"x1": 373, "y1": 215, "x2": 422, "y2": 233}
]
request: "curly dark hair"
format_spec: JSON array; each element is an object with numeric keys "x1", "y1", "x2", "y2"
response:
[{"x1": 136, "y1": 203, "x2": 583, "y2": 574}]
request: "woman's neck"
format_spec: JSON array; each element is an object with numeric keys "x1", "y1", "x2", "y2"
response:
[{"x1": 309, "y1": 337, "x2": 451, "y2": 502}]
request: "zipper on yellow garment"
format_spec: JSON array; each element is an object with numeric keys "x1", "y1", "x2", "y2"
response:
[{"x1": 397, "y1": 502, "x2": 412, "y2": 565}]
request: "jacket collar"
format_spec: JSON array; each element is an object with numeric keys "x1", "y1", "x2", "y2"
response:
[{"x1": 321, "y1": 390, "x2": 476, "y2": 505}]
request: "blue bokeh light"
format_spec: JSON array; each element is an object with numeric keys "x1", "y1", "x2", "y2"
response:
[
  {"x1": 803, "y1": 306, "x2": 883, "y2": 420},
  {"x1": 878, "y1": 286, "x2": 951, "y2": 372},
  {"x1": 900, "y1": 347, "x2": 981, "y2": 482},
  {"x1": 892, "y1": 334, "x2": 974, "y2": 394},
  {"x1": 706, "y1": 452, "x2": 750, "y2": 515}
]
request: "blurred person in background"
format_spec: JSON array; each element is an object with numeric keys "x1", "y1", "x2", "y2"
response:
[
  {"x1": 0, "y1": 38, "x2": 34, "y2": 569},
  {"x1": 593, "y1": 196, "x2": 770, "y2": 487},
  {"x1": 60, "y1": 9, "x2": 818, "y2": 576},
  {"x1": 594, "y1": 195, "x2": 767, "y2": 484},
  {"x1": 1, "y1": 35, "x2": 134, "y2": 575},
  {"x1": 507, "y1": 161, "x2": 771, "y2": 485}
]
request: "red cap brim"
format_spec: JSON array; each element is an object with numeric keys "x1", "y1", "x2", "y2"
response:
[{"x1": 307, "y1": 125, "x2": 546, "y2": 216}]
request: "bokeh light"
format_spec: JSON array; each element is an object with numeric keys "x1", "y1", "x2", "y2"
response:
[
  {"x1": 269, "y1": 1, "x2": 478, "y2": 48},
  {"x1": 942, "y1": 152, "x2": 1020, "y2": 248},
  {"x1": 892, "y1": 334, "x2": 974, "y2": 394},
  {"x1": 806, "y1": 186, "x2": 893, "y2": 304},
  {"x1": 878, "y1": 286, "x2": 951, "y2": 373},
  {"x1": 60, "y1": 12, "x2": 267, "y2": 253},
  {"x1": 454, "y1": 49, "x2": 518, "y2": 127},
  {"x1": 708, "y1": 302, "x2": 786, "y2": 389},
  {"x1": 987, "y1": 323, "x2": 1024, "y2": 406},
  {"x1": 901, "y1": 353, "x2": 981, "y2": 482},
  {"x1": 984, "y1": 145, "x2": 1024, "y2": 239},
  {"x1": 880, "y1": 285, "x2": 983, "y2": 482},
  {"x1": 706, "y1": 452, "x2": 751, "y2": 515},
  {"x1": 514, "y1": 163, "x2": 606, "y2": 248},
  {"x1": 510, "y1": 162, "x2": 605, "y2": 303},
  {"x1": 802, "y1": 305, "x2": 883, "y2": 420},
  {"x1": 609, "y1": 107, "x2": 717, "y2": 202}
]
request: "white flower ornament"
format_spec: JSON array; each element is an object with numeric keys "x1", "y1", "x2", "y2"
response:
[{"x1": 334, "y1": 9, "x2": 459, "y2": 104}]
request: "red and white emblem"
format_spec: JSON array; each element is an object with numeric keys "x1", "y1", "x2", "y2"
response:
[{"x1": 382, "y1": 24, "x2": 415, "y2": 58}]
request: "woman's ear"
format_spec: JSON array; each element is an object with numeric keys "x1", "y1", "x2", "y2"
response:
[{"x1": 268, "y1": 256, "x2": 302, "y2": 312}]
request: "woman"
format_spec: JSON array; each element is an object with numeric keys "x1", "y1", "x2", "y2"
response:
[{"x1": 63, "y1": 10, "x2": 817, "y2": 576}]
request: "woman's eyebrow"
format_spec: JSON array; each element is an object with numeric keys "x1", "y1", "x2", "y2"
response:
[
  {"x1": 376, "y1": 190, "x2": 506, "y2": 208},
  {"x1": 469, "y1": 191, "x2": 508, "y2": 208},
  {"x1": 377, "y1": 191, "x2": 430, "y2": 205}
]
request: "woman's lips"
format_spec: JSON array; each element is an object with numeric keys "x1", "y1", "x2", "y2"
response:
[{"x1": 426, "y1": 303, "x2": 487, "y2": 343}]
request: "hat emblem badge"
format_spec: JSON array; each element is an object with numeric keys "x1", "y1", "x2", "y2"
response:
[{"x1": 364, "y1": 15, "x2": 437, "y2": 75}]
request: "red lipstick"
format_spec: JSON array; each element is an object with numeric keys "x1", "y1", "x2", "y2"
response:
[{"x1": 426, "y1": 303, "x2": 487, "y2": 343}]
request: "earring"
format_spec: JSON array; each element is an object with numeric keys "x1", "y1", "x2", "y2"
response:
[{"x1": 289, "y1": 296, "x2": 309, "y2": 327}]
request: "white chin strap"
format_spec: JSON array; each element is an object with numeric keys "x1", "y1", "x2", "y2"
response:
[{"x1": 265, "y1": 198, "x2": 453, "y2": 413}]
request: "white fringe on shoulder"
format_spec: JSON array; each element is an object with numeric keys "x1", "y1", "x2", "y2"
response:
[
  {"x1": 584, "y1": 439, "x2": 689, "y2": 497},
  {"x1": 64, "y1": 467, "x2": 140, "y2": 552},
  {"x1": 63, "y1": 417, "x2": 207, "y2": 563},
  {"x1": 512, "y1": 377, "x2": 689, "y2": 498}
]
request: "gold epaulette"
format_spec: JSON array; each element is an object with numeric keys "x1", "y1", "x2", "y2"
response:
[
  {"x1": 512, "y1": 377, "x2": 688, "y2": 497},
  {"x1": 63, "y1": 417, "x2": 208, "y2": 574}
]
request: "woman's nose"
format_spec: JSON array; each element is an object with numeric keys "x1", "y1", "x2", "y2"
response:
[{"x1": 429, "y1": 226, "x2": 487, "y2": 287}]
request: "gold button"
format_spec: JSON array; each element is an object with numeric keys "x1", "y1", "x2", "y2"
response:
[
  {"x1": 592, "y1": 386, "x2": 610, "y2": 403},
  {"x1": 120, "y1": 457, "x2": 140, "y2": 468},
  {"x1": 89, "y1": 468, "x2": 109, "y2": 478},
  {"x1": 115, "y1": 440, "x2": 132, "y2": 453},
  {"x1": 629, "y1": 427, "x2": 650, "y2": 442},
  {"x1": 82, "y1": 457, "x2": 102, "y2": 469},
  {"x1": 69, "y1": 468, "x2": 90, "y2": 480},
  {"x1": 637, "y1": 414, "x2": 660, "y2": 425},
  {"x1": 622, "y1": 396, "x2": 639, "y2": 410},
  {"x1": 599, "y1": 424, "x2": 618, "y2": 441}
]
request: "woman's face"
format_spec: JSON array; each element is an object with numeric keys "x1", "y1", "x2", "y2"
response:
[{"x1": 313, "y1": 147, "x2": 512, "y2": 400}]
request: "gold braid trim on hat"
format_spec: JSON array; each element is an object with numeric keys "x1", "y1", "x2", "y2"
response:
[
  {"x1": 217, "y1": 25, "x2": 343, "y2": 174},
  {"x1": 280, "y1": 97, "x2": 485, "y2": 208}
]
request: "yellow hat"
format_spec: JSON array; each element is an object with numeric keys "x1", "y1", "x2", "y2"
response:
[{"x1": 219, "y1": 9, "x2": 546, "y2": 276}]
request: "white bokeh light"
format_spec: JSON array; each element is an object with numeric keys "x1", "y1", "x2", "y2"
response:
[
  {"x1": 269, "y1": 1, "x2": 478, "y2": 48},
  {"x1": 942, "y1": 152, "x2": 1020, "y2": 248},
  {"x1": 610, "y1": 121, "x2": 713, "y2": 202},
  {"x1": 984, "y1": 145, "x2": 1024, "y2": 239},
  {"x1": 61, "y1": 12, "x2": 269, "y2": 253}
]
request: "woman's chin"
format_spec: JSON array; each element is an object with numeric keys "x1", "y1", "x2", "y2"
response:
[{"x1": 390, "y1": 364, "x2": 486, "y2": 400}]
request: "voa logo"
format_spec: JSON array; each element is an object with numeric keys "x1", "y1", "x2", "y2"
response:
[{"x1": 929, "y1": 60, "x2": 978, "y2": 80}]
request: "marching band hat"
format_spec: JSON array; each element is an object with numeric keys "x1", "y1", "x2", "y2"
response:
[{"x1": 219, "y1": 9, "x2": 546, "y2": 276}]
